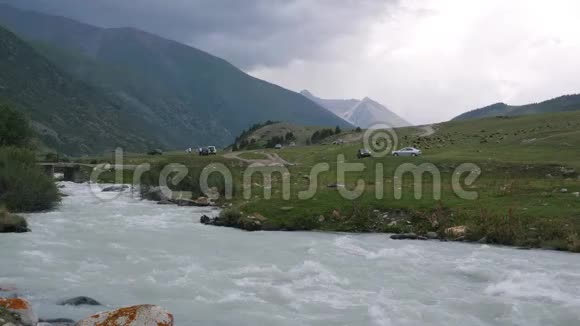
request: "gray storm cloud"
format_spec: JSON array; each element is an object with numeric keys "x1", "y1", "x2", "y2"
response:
[
  {"x1": 2, "y1": 0, "x2": 580, "y2": 124},
  {"x1": 0, "y1": 0, "x2": 390, "y2": 68}
]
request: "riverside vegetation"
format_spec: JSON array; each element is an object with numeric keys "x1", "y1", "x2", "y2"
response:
[
  {"x1": 0, "y1": 104, "x2": 60, "y2": 232},
  {"x1": 86, "y1": 110, "x2": 580, "y2": 252}
]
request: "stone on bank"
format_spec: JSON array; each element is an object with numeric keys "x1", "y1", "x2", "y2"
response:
[
  {"x1": 0, "y1": 297, "x2": 38, "y2": 326},
  {"x1": 75, "y1": 304, "x2": 173, "y2": 326},
  {"x1": 0, "y1": 211, "x2": 29, "y2": 233}
]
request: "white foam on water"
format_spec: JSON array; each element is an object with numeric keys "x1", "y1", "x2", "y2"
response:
[{"x1": 2, "y1": 182, "x2": 580, "y2": 325}]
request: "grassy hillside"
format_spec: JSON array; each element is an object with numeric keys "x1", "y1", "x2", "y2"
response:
[
  {"x1": 89, "y1": 110, "x2": 580, "y2": 251},
  {"x1": 454, "y1": 94, "x2": 580, "y2": 121},
  {"x1": 0, "y1": 4, "x2": 351, "y2": 151},
  {"x1": 0, "y1": 25, "x2": 161, "y2": 155}
]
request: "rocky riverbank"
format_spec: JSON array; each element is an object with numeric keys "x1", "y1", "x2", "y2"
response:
[
  {"x1": 0, "y1": 209, "x2": 29, "y2": 233},
  {"x1": 0, "y1": 291, "x2": 173, "y2": 326},
  {"x1": 197, "y1": 206, "x2": 579, "y2": 251}
]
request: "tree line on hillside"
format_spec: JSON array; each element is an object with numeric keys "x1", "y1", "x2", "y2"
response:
[
  {"x1": 264, "y1": 132, "x2": 296, "y2": 148},
  {"x1": 232, "y1": 120, "x2": 279, "y2": 151},
  {"x1": 0, "y1": 104, "x2": 59, "y2": 213},
  {"x1": 232, "y1": 123, "x2": 348, "y2": 150},
  {"x1": 310, "y1": 126, "x2": 341, "y2": 144}
]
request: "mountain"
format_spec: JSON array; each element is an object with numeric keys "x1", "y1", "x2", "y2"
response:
[
  {"x1": 300, "y1": 90, "x2": 411, "y2": 128},
  {"x1": 0, "y1": 24, "x2": 162, "y2": 154},
  {"x1": 0, "y1": 5, "x2": 350, "y2": 154},
  {"x1": 454, "y1": 94, "x2": 580, "y2": 121}
]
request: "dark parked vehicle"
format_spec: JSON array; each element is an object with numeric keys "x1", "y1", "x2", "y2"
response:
[
  {"x1": 199, "y1": 146, "x2": 217, "y2": 156},
  {"x1": 357, "y1": 148, "x2": 372, "y2": 159},
  {"x1": 199, "y1": 147, "x2": 210, "y2": 156}
]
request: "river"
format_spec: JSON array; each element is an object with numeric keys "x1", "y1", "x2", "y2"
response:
[{"x1": 1, "y1": 182, "x2": 580, "y2": 325}]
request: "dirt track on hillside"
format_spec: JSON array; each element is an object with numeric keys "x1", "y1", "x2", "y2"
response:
[
  {"x1": 417, "y1": 125, "x2": 436, "y2": 137},
  {"x1": 223, "y1": 151, "x2": 294, "y2": 166}
]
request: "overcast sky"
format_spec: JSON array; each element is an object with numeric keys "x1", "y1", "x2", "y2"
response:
[{"x1": 4, "y1": 0, "x2": 580, "y2": 124}]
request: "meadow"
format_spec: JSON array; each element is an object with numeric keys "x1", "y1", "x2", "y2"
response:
[{"x1": 85, "y1": 111, "x2": 580, "y2": 251}]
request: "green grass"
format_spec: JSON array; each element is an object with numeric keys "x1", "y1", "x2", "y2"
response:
[{"x1": 83, "y1": 110, "x2": 580, "y2": 251}]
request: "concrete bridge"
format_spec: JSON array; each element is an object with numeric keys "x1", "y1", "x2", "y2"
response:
[
  {"x1": 38, "y1": 163, "x2": 138, "y2": 182},
  {"x1": 38, "y1": 162, "x2": 96, "y2": 182}
]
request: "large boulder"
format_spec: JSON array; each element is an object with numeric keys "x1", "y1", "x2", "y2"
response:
[
  {"x1": 0, "y1": 212, "x2": 29, "y2": 233},
  {"x1": 445, "y1": 226, "x2": 469, "y2": 240},
  {"x1": 390, "y1": 233, "x2": 418, "y2": 240},
  {"x1": 193, "y1": 197, "x2": 211, "y2": 207},
  {"x1": 58, "y1": 296, "x2": 101, "y2": 306},
  {"x1": 102, "y1": 185, "x2": 129, "y2": 192},
  {"x1": 141, "y1": 187, "x2": 169, "y2": 202},
  {"x1": 425, "y1": 232, "x2": 439, "y2": 240},
  {"x1": 75, "y1": 305, "x2": 173, "y2": 326},
  {"x1": 0, "y1": 298, "x2": 38, "y2": 326}
]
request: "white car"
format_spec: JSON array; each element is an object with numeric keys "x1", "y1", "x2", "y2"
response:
[{"x1": 392, "y1": 147, "x2": 422, "y2": 157}]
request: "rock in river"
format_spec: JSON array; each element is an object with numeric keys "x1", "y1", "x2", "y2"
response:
[
  {"x1": 39, "y1": 318, "x2": 76, "y2": 326},
  {"x1": 75, "y1": 304, "x2": 173, "y2": 326},
  {"x1": 390, "y1": 233, "x2": 418, "y2": 240},
  {"x1": 58, "y1": 296, "x2": 101, "y2": 306},
  {"x1": 426, "y1": 232, "x2": 439, "y2": 240},
  {"x1": 102, "y1": 185, "x2": 129, "y2": 192}
]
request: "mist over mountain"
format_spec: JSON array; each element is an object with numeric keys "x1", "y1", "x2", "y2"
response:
[{"x1": 301, "y1": 90, "x2": 411, "y2": 128}]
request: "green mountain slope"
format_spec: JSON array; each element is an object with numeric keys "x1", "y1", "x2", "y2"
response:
[
  {"x1": 0, "y1": 4, "x2": 351, "y2": 151},
  {"x1": 453, "y1": 94, "x2": 580, "y2": 121},
  {"x1": 0, "y1": 25, "x2": 161, "y2": 155}
]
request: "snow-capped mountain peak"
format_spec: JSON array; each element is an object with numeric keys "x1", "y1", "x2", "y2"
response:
[{"x1": 301, "y1": 90, "x2": 411, "y2": 128}]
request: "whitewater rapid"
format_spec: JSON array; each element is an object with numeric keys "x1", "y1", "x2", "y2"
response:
[{"x1": 1, "y1": 182, "x2": 580, "y2": 325}]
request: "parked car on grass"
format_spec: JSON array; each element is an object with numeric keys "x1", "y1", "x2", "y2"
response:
[
  {"x1": 392, "y1": 147, "x2": 422, "y2": 157},
  {"x1": 275, "y1": 144, "x2": 283, "y2": 149},
  {"x1": 357, "y1": 148, "x2": 372, "y2": 159},
  {"x1": 199, "y1": 146, "x2": 217, "y2": 156}
]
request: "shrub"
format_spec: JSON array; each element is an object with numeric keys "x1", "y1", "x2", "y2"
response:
[
  {"x1": 0, "y1": 147, "x2": 60, "y2": 212},
  {"x1": 0, "y1": 104, "x2": 33, "y2": 148},
  {"x1": 463, "y1": 209, "x2": 524, "y2": 245},
  {"x1": 219, "y1": 208, "x2": 242, "y2": 226}
]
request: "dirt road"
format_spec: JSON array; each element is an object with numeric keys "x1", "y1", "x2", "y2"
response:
[{"x1": 223, "y1": 151, "x2": 294, "y2": 166}]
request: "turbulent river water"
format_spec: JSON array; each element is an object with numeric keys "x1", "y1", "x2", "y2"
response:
[{"x1": 1, "y1": 182, "x2": 580, "y2": 325}]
